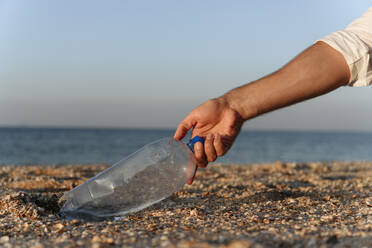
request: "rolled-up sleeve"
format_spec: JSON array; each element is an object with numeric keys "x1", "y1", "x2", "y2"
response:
[{"x1": 319, "y1": 7, "x2": 372, "y2": 87}]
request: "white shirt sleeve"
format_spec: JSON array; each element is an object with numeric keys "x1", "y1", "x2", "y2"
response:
[{"x1": 319, "y1": 7, "x2": 372, "y2": 87}]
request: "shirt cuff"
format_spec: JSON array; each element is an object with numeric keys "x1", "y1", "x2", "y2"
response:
[{"x1": 318, "y1": 30, "x2": 371, "y2": 87}]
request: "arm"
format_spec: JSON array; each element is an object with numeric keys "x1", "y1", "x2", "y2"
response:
[
  {"x1": 224, "y1": 41, "x2": 350, "y2": 120},
  {"x1": 176, "y1": 41, "x2": 350, "y2": 161},
  {"x1": 175, "y1": 41, "x2": 350, "y2": 183}
]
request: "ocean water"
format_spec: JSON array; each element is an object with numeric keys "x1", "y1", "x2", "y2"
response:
[{"x1": 1, "y1": 127, "x2": 372, "y2": 165}]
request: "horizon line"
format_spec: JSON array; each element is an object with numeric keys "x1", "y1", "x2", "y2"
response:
[{"x1": 1, "y1": 124, "x2": 372, "y2": 134}]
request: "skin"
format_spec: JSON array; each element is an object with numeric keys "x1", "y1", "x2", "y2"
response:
[{"x1": 174, "y1": 41, "x2": 351, "y2": 184}]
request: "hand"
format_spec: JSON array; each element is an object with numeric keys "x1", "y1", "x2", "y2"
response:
[{"x1": 174, "y1": 97, "x2": 244, "y2": 183}]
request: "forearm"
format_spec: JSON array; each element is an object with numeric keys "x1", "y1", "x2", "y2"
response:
[{"x1": 222, "y1": 41, "x2": 350, "y2": 120}]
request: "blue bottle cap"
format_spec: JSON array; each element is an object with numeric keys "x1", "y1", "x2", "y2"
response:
[{"x1": 187, "y1": 136, "x2": 204, "y2": 153}]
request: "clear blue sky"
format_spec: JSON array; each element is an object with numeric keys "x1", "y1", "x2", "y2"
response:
[{"x1": 1, "y1": 0, "x2": 372, "y2": 130}]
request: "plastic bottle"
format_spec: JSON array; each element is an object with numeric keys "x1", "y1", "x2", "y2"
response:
[{"x1": 59, "y1": 136, "x2": 203, "y2": 220}]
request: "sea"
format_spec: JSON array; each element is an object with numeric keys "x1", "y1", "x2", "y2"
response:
[{"x1": 1, "y1": 127, "x2": 372, "y2": 166}]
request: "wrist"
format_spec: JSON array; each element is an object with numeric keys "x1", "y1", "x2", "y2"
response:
[{"x1": 220, "y1": 87, "x2": 259, "y2": 121}]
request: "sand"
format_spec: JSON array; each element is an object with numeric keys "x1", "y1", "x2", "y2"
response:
[{"x1": 0, "y1": 161, "x2": 371, "y2": 247}]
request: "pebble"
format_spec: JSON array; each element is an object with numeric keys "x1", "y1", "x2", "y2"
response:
[
  {"x1": 227, "y1": 240, "x2": 252, "y2": 248},
  {"x1": 365, "y1": 197, "x2": 372, "y2": 207},
  {"x1": 0, "y1": 236, "x2": 10, "y2": 243},
  {"x1": 52, "y1": 223, "x2": 65, "y2": 233}
]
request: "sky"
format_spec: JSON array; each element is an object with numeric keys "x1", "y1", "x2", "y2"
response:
[{"x1": 1, "y1": 0, "x2": 372, "y2": 131}]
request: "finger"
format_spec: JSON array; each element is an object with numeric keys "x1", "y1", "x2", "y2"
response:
[
  {"x1": 194, "y1": 142, "x2": 208, "y2": 168},
  {"x1": 174, "y1": 118, "x2": 194, "y2": 140},
  {"x1": 214, "y1": 133, "x2": 226, "y2": 156},
  {"x1": 204, "y1": 134, "x2": 217, "y2": 162},
  {"x1": 186, "y1": 165, "x2": 198, "y2": 185}
]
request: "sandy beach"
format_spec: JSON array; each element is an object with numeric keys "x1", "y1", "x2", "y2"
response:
[{"x1": 0, "y1": 161, "x2": 371, "y2": 247}]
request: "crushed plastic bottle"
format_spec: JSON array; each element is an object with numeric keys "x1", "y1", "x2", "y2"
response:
[{"x1": 59, "y1": 136, "x2": 203, "y2": 220}]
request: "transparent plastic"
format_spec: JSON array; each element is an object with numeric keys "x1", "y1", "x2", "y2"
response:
[{"x1": 59, "y1": 138, "x2": 196, "y2": 220}]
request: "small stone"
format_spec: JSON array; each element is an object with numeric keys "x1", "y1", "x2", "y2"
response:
[
  {"x1": 91, "y1": 242, "x2": 101, "y2": 248},
  {"x1": 227, "y1": 240, "x2": 252, "y2": 248},
  {"x1": 323, "y1": 195, "x2": 331, "y2": 201},
  {"x1": 365, "y1": 197, "x2": 372, "y2": 207},
  {"x1": 0, "y1": 236, "x2": 9, "y2": 243},
  {"x1": 31, "y1": 241, "x2": 44, "y2": 248},
  {"x1": 103, "y1": 238, "x2": 114, "y2": 244},
  {"x1": 70, "y1": 219, "x2": 81, "y2": 225},
  {"x1": 52, "y1": 223, "x2": 65, "y2": 233},
  {"x1": 190, "y1": 209, "x2": 198, "y2": 216},
  {"x1": 91, "y1": 236, "x2": 101, "y2": 243},
  {"x1": 294, "y1": 225, "x2": 302, "y2": 230},
  {"x1": 307, "y1": 238, "x2": 317, "y2": 246},
  {"x1": 56, "y1": 234, "x2": 68, "y2": 243},
  {"x1": 77, "y1": 240, "x2": 85, "y2": 246}
]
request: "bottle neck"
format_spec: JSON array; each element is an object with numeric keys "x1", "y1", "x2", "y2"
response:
[{"x1": 186, "y1": 136, "x2": 204, "y2": 153}]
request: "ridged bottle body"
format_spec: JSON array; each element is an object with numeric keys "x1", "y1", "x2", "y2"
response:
[{"x1": 60, "y1": 138, "x2": 196, "y2": 220}]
